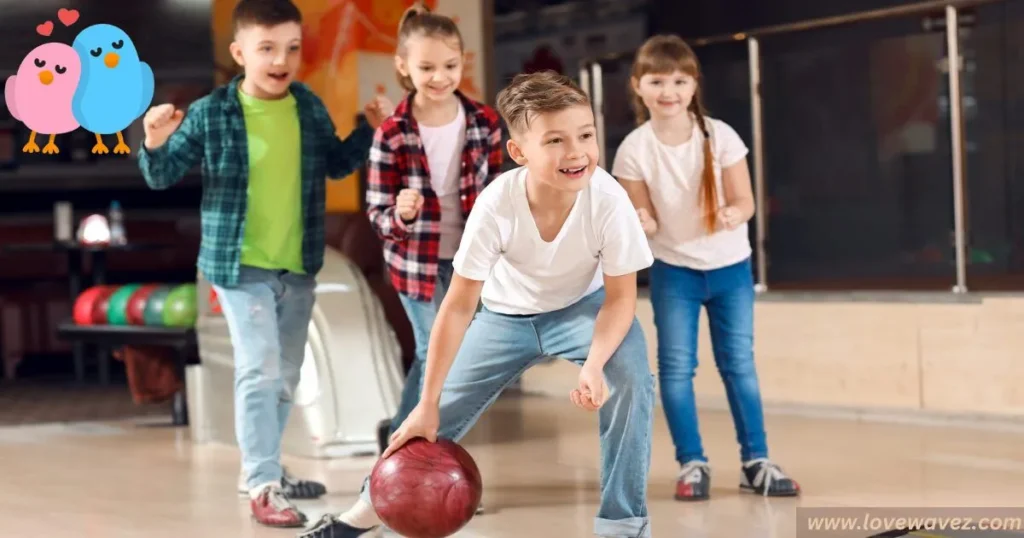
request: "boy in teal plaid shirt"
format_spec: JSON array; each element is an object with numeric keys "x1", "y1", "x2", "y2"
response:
[{"x1": 137, "y1": 0, "x2": 390, "y2": 528}]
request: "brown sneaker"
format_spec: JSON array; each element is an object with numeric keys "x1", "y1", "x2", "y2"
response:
[{"x1": 251, "y1": 485, "x2": 307, "y2": 528}]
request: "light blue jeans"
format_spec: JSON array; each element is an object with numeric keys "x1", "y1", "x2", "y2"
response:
[
  {"x1": 213, "y1": 266, "x2": 316, "y2": 490},
  {"x1": 361, "y1": 288, "x2": 656, "y2": 538},
  {"x1": 392, "y1": 259, "x2": 454, "y2": 435}
]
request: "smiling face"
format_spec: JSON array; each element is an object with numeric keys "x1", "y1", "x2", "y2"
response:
[
  {"x1": 395, "y1": 34, "x2": 463, "y2": 103},
  {"x1": 632, "y1": 69, "x2": 697, "y2": 121},
  {"x1": 19, "y1": 42, "x2": 81, "y2": 91},
  {"x1": 507, "y1": 104, "x2": 599, "y2": 194},
  {"x1": 230, "y1": 21, "x2": 302, "y2": 99}
]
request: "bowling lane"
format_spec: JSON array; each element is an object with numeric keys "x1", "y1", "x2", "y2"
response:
[{"x1": 2, "y1": 394, "x2": 1024, "y2": 537}]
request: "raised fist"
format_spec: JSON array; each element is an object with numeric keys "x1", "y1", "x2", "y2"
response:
[{"x1": 143, "y1": 103, "x2": 184, "y2": 149}]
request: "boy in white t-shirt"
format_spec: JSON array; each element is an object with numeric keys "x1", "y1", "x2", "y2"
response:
[
  {"x1": 299, "y1": 71, "x2": 656, "y2": 538},
  {"x1": 613, "y1": 34, "x2": 799, "y2": 501}
]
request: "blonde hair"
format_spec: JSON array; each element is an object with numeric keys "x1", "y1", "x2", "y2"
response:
[
  {"x1": 496, "y1": 70, "x2": 590, "y2": 134},
  {"x1": 395, "y1": 2, "x2": 464, "y2": 92},
  {"x1": 630, "y1": 34, "x2": 718, "y2": 233}
]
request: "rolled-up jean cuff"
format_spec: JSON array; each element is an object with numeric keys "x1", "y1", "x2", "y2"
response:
[{"x1": 594, "y1": 516, "x2": 651, "y2": 538}]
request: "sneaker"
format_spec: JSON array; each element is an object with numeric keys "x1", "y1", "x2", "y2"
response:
[
  {"x1": 674, "y1": 460, "x2": 711, "y2": 501},
  {"x1": 298, "y1": 514, "x2": 377, "y2": 538},
  {"x1": 251, "y1": 485, "x2": 307, "y2": 528},
  {"x1": 282, "y1": 467, "x2": 327, "y2": 500},
  {"x1": 238, "y1": 467, "x2": 327, "y2": 500},
  {"x1": 740, "y1": 458, "x2": 800, "y2": 497}
]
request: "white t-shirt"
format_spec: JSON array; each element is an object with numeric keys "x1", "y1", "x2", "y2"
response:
[
  {"x1": 612, "y1": 117, "x2": 751, "y2": 271},
  {"x1": 419, "y1": 103, "x2": 467, "y2": 259},
  {"x1": 453, "y1": 166, "x2": 654, "y2": 315}
]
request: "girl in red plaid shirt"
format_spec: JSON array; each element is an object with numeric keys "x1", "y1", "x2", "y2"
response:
[{"x1": 365, "y1": 3, "x2": 503, "y2": 460}]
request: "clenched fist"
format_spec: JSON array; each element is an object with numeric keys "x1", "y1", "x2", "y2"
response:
[
  {"x1": 396, "y1": 189, "x2": 424, "y2": 222},
  {"x1": 143, "y1": 104, "x2": 184, "y2": 150},
  {"x1": 718, "y1": 206, "x2": 742, "y2": 230},
  {"x1": 637, "y1": 207, "x2": 658, "y2": 236},
  {"x1": 364, "y1": 95, "x2": 393, "y2": 129}
]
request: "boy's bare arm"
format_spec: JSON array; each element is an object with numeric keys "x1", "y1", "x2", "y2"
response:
[
  {"x1": 586, "y1": 271, "x2": 639, "y2": 371},
  {"x1": 381, "y1": 273, "x2": 483, "y2": 457},
  {"x1": 420, "y1": 274, "x2": 484, "y2": 406},
  {"x1": 618, "y1": 178, "x2": 659, "y2": 235}
]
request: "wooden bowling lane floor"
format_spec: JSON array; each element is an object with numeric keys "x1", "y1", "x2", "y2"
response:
[{"x1": 2, "y1": 394, "x2": 1024, "y2": 538}]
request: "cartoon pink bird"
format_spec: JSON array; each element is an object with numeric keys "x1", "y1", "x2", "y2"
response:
[{"x1": 4, "y1": 42, "x2": 82, "y2": 154}]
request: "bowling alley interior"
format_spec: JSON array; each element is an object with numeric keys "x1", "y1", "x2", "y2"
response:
[{"x1": 3, "y1": 0, "x2": 1024, "y2": 537}]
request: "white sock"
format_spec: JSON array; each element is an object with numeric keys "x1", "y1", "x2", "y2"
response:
[
  {"x1": 248, "y1": 480, "x2": 279, "y2": 500},
  {"x1": 338, "y1": 499, "x2": 381, "y2": 529}
]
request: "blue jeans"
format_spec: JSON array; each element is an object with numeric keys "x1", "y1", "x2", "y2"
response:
[
  {"x1": 392, "y1": 259, "x2": 454, "y2": 433},
  {"x1": 648, "y1": 257, "x2": 768, "y2": 465},
  {"x1": 212, "y1": 266, "x2": 316, "y2": 490},
  {"x1": 362, "y1": 288, "x2": 655, "y2": 538}
]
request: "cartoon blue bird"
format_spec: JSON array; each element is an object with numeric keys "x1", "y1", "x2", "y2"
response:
[{"x1": 71, "y1": 23, "x2": 153, "y2": 155}]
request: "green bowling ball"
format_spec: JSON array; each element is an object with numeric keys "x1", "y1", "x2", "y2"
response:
[
  {"x1": 106, "y1": 284, "x2": 141, "y2": 325},
  {"x1": 162, "y1": 283, "x2": 197, "y2": 327},
  {"x1": 143, "y1": 286, "x2": 173, "y2": 326}
]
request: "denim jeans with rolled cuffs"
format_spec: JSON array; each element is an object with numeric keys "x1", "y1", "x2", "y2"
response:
[
  {"x1": 361, "y1": 288, "x2": 656, "y2": 538},
  {"x1": 391, "y1": 259, "x2": 454, "y2": 435},
  {"x1": 212, "y1": 266, "x2": 317, "y2": 491},
  {"x1": 648, "y1": 257, "x2": 769, "y2": 465}
]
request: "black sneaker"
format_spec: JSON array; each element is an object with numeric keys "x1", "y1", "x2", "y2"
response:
[
  {"x1": 740, "y1": 458, "x2": 800, "y2": 497},
  {"x1": 282, "y1": 467, "x2": 327, "y2": 500},
  {"x1": 238, "y1": 467, "x2": 327, "y2": 500},
  {"x1": 674, "y1": 461, "x2": 711, "y2": 501},
  {"x1": 298, "y1": 514, "x2": 377, "y2": 538}
]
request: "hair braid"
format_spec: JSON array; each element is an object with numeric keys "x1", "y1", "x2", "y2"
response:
[{"x1": 691, "y1": 90, "x2": 718, "y2": 234}]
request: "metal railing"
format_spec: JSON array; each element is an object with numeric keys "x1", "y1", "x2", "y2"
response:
[{"x1": 579, "y1": 0, "x2": 1012, "y2": 293}]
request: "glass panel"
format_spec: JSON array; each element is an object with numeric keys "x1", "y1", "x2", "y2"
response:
[
  {"x1": 696, "y1": 41, "x2": 759, "y2": 283},
  {"x1": 593, "y1": 52, "x2": 650, "y2": 286},
  {"x1": 961, "y1": 2, "x2": 1024, "y2": 290},
  {"x1": 759, "y1": 16, "x2": 957, "y2": 290}
]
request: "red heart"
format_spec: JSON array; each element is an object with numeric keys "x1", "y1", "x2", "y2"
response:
[
  {"x1": 36, "y1": 21, "x2": 53, "y2": 36},
  {"x1": 57, "y1": 8, "x2": 79, "y2": 27}
]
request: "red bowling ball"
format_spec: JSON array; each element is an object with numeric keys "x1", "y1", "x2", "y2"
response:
[
  {"x1": 369, "y1": 438, "x2": 482, "y2": 538},
  {"x1": 73, "y1": 285, "x2": 116, "y2": 325}
]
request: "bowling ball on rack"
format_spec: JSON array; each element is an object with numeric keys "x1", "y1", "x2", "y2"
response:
[
  {"x1": 106, "y1": 284, "x2": 141, "y2": 325},
  {"x1": 369, "y1": 438, "x2": 482, "y2": 538},
  {"x1": 143, "y1": 286, "x2": 173, "y2": 326},
  {"x1": 125, "y1": 284, "x2": 160, "y2": 325},
  {"x1": 73, "y1": 285, "x2": 116, "y2": 325},
  {"x1": 91, "y1": 287, "x2": 116, "y2": 325},
  {"x1": 162, "y1": 283, "x2": 197, "y2": 327}
]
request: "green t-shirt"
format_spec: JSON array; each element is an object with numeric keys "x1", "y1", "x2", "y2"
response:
[{"x1": 237, "y1": 89, "x2": 305, "y2": 274}]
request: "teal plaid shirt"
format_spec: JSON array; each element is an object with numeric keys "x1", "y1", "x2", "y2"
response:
[{"x1": 137, "y1": 76, "x2": 373, "y2": 287}]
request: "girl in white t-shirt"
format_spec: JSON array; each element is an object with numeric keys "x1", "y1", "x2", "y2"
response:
[
  {"x1": 364, "y1": 3, "x2": 503, "y2": 466},
  {"x1": 612, "y1": 34, "x2": 800, "y2": 500}
]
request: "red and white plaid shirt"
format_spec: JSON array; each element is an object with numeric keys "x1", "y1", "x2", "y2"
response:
[{"x1": 366, "y1": 90, "x2": 503, "y2": 302}]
